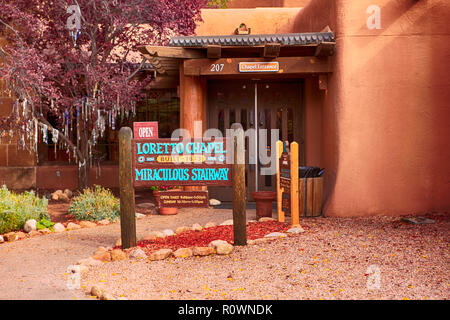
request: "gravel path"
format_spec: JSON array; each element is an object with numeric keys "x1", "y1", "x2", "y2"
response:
[
  {"x1": 82, "y1": 213, "x2": 449, "y2": 300},
  {"x1": 0, "y1": 207, "x2": 243, "y2": 300}
]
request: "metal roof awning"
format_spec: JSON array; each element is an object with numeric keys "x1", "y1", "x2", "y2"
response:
[{"x1": 168, "y1": 32, "x2": 335, "y2": 47}]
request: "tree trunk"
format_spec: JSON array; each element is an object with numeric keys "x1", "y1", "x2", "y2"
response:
[{"x1": 77, "y1": 118, "x2": 90, "y2": 190}]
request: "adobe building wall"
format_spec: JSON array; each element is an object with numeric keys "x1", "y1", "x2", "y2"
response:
[
  {"x1": 295, "y1": 0, "x2": 450, "y2": 216},
  {"x1": 196, "y1": 7, "x2": 303, "y2": 35}
]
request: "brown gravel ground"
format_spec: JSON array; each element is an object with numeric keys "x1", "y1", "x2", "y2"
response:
[{"x1": 81, "y1": 212, "x2": 449, "y2": 300}]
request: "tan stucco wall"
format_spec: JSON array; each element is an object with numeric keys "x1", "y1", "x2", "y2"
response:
[
  {"x1": 196, "y1": 7, "x2": 303, "y2": 35},
  {"x1": 296, "y1": 0, "x2": 450, "y2": 216}
]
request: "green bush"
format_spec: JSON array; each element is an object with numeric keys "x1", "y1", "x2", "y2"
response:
[
  {"x1": 68, "y1": 185, "x2": 119, "y2": 222},
  {"x1": 0, "y1": 185, "x2": 49, "y2": 234}
]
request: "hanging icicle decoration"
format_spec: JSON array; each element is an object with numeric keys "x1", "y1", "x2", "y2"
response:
[
  {"x1": 42, "y1": 124, "x2": 48, "y2": 144},
  {"x1": 52, "y1": 128, "x2": 59, "y2": 158}
]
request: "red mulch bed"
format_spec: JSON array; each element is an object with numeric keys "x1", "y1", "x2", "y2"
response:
[{"x1": 133, "y1": 221, "x2": 291, "y2": 253}]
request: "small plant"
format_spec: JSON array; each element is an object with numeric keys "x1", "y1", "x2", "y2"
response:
[
  {"x1": 36, "y1": 218, "x2": 55, "y2": 231},
  {"x1": 68, "y1": 185, "x2": 119, "y2": 222},
  {"x1": 0, "y1": 185, "x2": 49, "y2": 234}
]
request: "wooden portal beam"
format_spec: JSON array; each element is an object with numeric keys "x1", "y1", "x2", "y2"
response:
[
  {"x1": 184, "y1": 57, "x2": 333, "y2": 76},
  {"x1": 207, "y1": 45, "x2": 221, "y2": 59},
  {"x1": 146, "y1": 76, "x2": 179, "y2": 89},
  {"x1": 138, "y1": 45, "x2": 205, "y2": 59},
  {"x1": 314, "y1": 42, "x2": 335, "y2": 57},
  {"x1": 263, "y1": 43, "x2": 281, "y2": 58}
]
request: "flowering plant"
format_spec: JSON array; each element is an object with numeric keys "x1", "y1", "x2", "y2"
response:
[{"x1": 150, "y1": 186, "x2": 180, "y2": 192}]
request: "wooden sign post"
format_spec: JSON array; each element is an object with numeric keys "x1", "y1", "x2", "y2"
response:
[
  {"x1": 119, "y1": 127, "x2": 136, "y2": 249},
  {"x1": 232, "y1": 125, "x2": 246, "y2": 246},
  {"x1": 290, "y1": 142, "x2": 300, "y2": 226},
  {"x1": 276, "y1": 140, "x2": 299, "y2": 226}
]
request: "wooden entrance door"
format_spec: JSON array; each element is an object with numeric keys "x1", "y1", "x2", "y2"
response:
[{"x1": 207, "y1": 80, "x2": 303, "y2": 202}]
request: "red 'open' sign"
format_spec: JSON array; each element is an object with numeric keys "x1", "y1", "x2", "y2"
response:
[{"x1": 133, "y1": 122, "x2": 158, "y2": 139}]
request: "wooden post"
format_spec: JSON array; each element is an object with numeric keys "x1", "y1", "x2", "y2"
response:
[
  {"x1": 290, "y1": 142, "x2": 300, "y2": 226},
  {"x1": 276, "y1": 140, "x2": 284, "y2": 222},
  {"x1": 232, "y1": 124, "x2": 247, "y2": 246},
  {"x1": 119, "y1": 127, "x2": 136, "y2": 249}
]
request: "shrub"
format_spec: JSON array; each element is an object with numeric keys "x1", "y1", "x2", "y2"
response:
[
  {"x1": 0, "y1": 185, "x2": 49, "y2": 234},
  {"x1": 68, "y1": 185, "x2": 119, "y2": 222}
]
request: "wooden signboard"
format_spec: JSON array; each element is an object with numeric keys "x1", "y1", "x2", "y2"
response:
[
  {"x1": 276, "y1": 140, "x2": 299, "y2": 226},
  {"x1": 279, "y1": 151, "x2": 291, "y2": 215},
  {"x1": 119, "y1": 126, "x2": 246, "y2": 249},
  {"x1": 133, "y1": 122, "x2": 158, "y2": 139},
  {"x1": 158, "y1": 191, "x2": 209, "y2": 208},
  {"x1": 132, "y1": 138, "x2": 232, "y2": 187}
]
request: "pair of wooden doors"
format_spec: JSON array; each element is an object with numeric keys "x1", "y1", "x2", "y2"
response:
[{"x1": 207, "y1": 80, "x2": 303, "y2": 202}]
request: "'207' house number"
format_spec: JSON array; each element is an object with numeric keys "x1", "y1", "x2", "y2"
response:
[{"x1": 210, "y1": 63, "x2": 225, "y2": 72}]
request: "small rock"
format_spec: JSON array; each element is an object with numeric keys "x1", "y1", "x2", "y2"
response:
[
  {"x1": 59, "y1": 193, "x2": 70, "y2": 203},
  {"x1": 16, "y1": 231, "x2": 26, "y2": 239},
  {"x1": 192, "y1": 247, "x2": 215, "y2": 256},
  {"x1": 209, "y1": 198, "x2": 221, "y2": 206},
  {"x1": 91, "y1": 286, "x2": 101, "y2": 297},
  {"x1": 67, "y1": 222, "x2": 81, "y2": 230},
  {"x1": 143, "y1": 231, "x2": 166, "y2": 240},
  {"x1": 0, "y1": 235, "x2": 4, "y2": 243},
  {"x1": 175, "y1": 226, "x2": 191, "y2": 234},
  {"x1": 39, "y1": 228, "x2": 51, "y2": 234},
  {"x1": 204, "y1": 222, "x2": 217, "y2": 228},
  {"x1": 162, "y1": 229, "x2": 174, "y2": 236},
  {"x1": 54, "y1": 189, "x2": 63, "y2": 196},
  {"x1": 24, "y1": 219, "x2": 37, "y2": 233},
  {"x1": 79, "y1": 221, "x2": 97, "y2": 228},
  {"x1": 129, "y1": 248, "x2": 147, "y2": 260},
  {"x1": 247, "y1": 220, "x2": 257, "y2": 224},
  {"x1": 110, "y1": 249, "x2": 127, "y2": 261},
  {"x1": 208, "y1": 240, "x2": 233, "y2": 255},
  {"x1": 28, "y1": 230, "x2": 40, "y2": 237},
  {"x1": 258, "y1": 217, "x2": 276, "y2": 222},
  {"x1": 264, "y1": 232, "x2": 287, "y2": 238},
  {"x1": 97, "y1": 219, "x2": 110, "y2": 225},
  {"x1": 286, "y1": 227, "x2": 305, "y2": 234},
  {"x1": 220, "y1": 219, "x2": 233, "y2": 226},
  {"x1": 191, "y1": 223, "x2": 203, "y2": 231},
  {"x1": 173, "y1": 248, "x2": 193, "y2": 258},
  {"x1": 100, "y1": 292, "x2": 115, "y2": 300},
  {"x1": 3, "y1": 232, "x2": 17, "y2": 242},
  {"x1": 136, "y1": 202, "x2": 155, "y2": 209},
  {"x1": 64, "y1": 189, "x2": 73, "y2": 198},
  {"x1": 53, "y1": 223, "x2": 66, "y2": 233},
  {"x1": 135, "y1": 213, "x2": 145, "y2": 219},
  {"x1": 51, "y1": 193, "x2": 59, "y2": 201},
  {"x1": 148, "y1": 248, "x2": 173, "y2": 261},
  {"x1": 77, "y1": 257, "x2": 102, "y2": 266},
  {"x1": 252, "y1": 238, "x2": 272, "y2": 244},
  {"x1": 92, "y1": 251, "x2": 111, "y2": 262}
]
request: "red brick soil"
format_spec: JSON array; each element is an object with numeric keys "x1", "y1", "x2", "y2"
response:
[{"x1": 129, "y1": 221, "x2": 296, "y2": 253}]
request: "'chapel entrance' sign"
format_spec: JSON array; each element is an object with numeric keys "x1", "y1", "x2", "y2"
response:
[{"x1": 239, "y1": 61, "x2": 279, "y2": 73}]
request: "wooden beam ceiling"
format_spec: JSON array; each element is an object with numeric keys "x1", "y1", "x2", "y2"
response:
[
  {"x1": 184, "y1": 57, "x2": 333, "y2": 76},
  {"x1": 138, "y1": 45, "x2": 205, "y2": 59},
  {"x1": 207, "y1": 45, "x2": 221, "y2": 59},
  {"x1": 263, "y1": 43, "x2": 281, "y2": 58}
]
